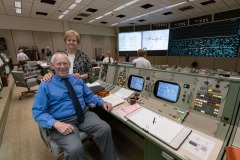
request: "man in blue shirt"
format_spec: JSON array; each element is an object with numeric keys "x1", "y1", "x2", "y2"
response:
[{"x1": 32, "y1": 53, "x2": 116, "y2": 160}]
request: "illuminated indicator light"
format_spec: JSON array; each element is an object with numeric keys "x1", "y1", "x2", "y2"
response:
[
  {"x1": 216, "y1": 104, "x2": 220, "y2": 107},
  {"x1": 178, "y1": 117, "x2": 181, "y2": 121},
  {"x1": 218, "y1": 96, "x2": 222, "y2": 98},
  {"x1": 208, "y1": 89, "x2": 212, "y2": 92},
  {"x1": 177, "y1": 110, "x2": 185, "y2": 114},
  {"x1": 213, "y1": 94, "x2": 217, "y2": 97}
]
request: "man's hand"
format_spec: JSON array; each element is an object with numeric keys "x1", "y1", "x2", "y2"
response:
[
  {"x1": 53, "y1": 121, "x2": 75, "y2": 135},
  {"x1": 42, "y1": 72, "x2": 54, "y2": 81},
  {"x1": 103, "y1": 102, "x2": 113, "y2": 112}
]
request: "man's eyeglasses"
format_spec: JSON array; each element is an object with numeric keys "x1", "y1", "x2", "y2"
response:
[{"x1": 55, "y1": 62, "x2": 69, "y2": 67}]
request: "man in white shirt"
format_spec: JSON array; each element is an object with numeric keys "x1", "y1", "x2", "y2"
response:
[
  {"x1": 103, "y1": 51, "x2": 114, "y2": 64},
  {"x1": 17, "y1": 49, "x2": 29, "y2": 70},
  {"x1": 132, "y1": 49, "x2": 151, "y2": 68}
]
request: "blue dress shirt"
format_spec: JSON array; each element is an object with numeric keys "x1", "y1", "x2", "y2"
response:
[{"x1": 32, "y1": 74, "x2": 105, "y2": 128}]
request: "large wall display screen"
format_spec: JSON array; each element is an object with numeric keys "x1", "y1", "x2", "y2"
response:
[
  {"x1": 118, "y1": 32, "x2": 142, "y2": 51},
  {"x1": 142, "y1": 29, "x2": 169, "y2": 50}
]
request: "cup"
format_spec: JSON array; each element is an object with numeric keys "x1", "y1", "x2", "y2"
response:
[{"x1": 127, "y1": 97, "x2": 137, "y2": 105}]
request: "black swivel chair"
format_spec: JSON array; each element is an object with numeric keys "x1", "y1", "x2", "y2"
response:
[
  {"x1": 39, "y1": 104, "x2": 96, "y2": 160},
  {"x1": 11, "y1": 71, "x2": 39, "y2": 100}
]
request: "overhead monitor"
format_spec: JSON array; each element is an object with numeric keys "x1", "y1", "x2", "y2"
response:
[
  {"x1": 128, "y1": 75, "x2": 144, "y2": 92},
  {"x1": 154, "y1": 80, "x2": 180, "y2": 103},
  {"x1": 142, "y1": 29, "x2": 169, "y2": 50},
  {"x1": 118, "y1": 32, "x2": 142, "y2": 51}
]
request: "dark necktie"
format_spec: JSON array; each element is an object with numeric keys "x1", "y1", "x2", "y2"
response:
[
  {"x1": 62, "y1": 78, "x2": 84, "y2": 123},
  {"x1": 109, "y1": 57, "x2": 111, "y2": 63}
]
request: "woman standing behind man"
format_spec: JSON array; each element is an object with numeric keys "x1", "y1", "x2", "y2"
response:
[{"x1": 43, "y1": 30, "x2": 92, "y2": 80}]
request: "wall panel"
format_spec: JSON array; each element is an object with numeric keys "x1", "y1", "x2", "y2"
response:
[
  {"x1": 0, "y1": 29, "x2": 16, "y2": 63},
  {"x1": 214, "y1": 58, "x2": 238, "y2": 71},
  {"x1": 81, "y1": 35, "x2": 93, "y2": 59},
  {"x1": 51, "y1": 32, "x2": 65, "y2": 53}
]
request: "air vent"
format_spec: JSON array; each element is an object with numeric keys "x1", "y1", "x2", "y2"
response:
[
  {"x1": 163, "y1": 12, "x2": 173, "y2": 15},
  {"x1": 40, "y1": 0, "x2": 56, "y2": 5},
  {"x1": 116, "y1": 14, "x2": 126, "y2": 18},
  {"x1": 201, "y1": 0, "x2": 216, "y2": 6},
  {"x1": 73, "y1": 17, "x2": 82, "y2": 20},
  {"x1": 77, "y1": 13, "x2": 91, "y2": 17},
  {"x1": 138, "y1": 19, "x2": 146, "y2": 22},
  {"x1": 100, "y1": 21, "x2": 108, "y2": 24},
  {"x1": 129, "y1": 23, "x2": 135, "y2": 24},
  {"x1": 141, "y1": 4, "x2": 154, "y2": 9},
  {"x1": 36, "y1": 12, "x2": 48, "y2": 16},
  {"x1": 178, "y1": 5, "x2": 194, "y2": 11},
  {"x1": 86, "y1": 8, "x2": 98, "y2": 13}
]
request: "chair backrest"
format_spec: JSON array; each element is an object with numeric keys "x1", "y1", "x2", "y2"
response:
[
  {"x1": 27, "y1": 61, "x2": 38, "y2": 68},
  {"x1": 11, "y1": 71, "x2": 26, "y2": 87}
]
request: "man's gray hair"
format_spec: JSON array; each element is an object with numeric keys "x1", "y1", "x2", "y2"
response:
[{"x1": 51, "y1": 52, "x2": 70, "y2": 64}]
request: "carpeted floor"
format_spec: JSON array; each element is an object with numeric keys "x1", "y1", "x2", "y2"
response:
[{"x1": 0, "y1": 78, "x2": 144, "y2": 160}]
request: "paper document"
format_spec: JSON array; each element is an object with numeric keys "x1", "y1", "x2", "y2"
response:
[
  {"x1": 86, "y1": 82, "x2": 101, "y2": 87},
  {"x1": 182, "y1": 132, "x2": 215, "y2": 160},
  {"x1": 114, "y1": 88, "x2": 134, "y2": 99},
  {"x1": 102, "y1": 94, "x2": 125, "y2": 107},
  {"x1": 117, "y1": 103, "x2": 142, "y2": 117}
]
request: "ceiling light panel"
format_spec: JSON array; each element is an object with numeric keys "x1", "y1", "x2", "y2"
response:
[{"x1": 15, "y1": 1, "x2": 21, "y2": 8}]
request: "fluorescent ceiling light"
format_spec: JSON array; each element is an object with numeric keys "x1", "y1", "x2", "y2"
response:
[
  {"x1": 75, "y1": 0, "x2": 82, "y2": 3},
  {"x1": 62, "y1": 10, "x2": 70, "y2": 15},
  {"x1": 68, "y1": 3, "x2": 77, "y2": 10},
  {"x1": 164, "y1": 1, "x2": 187, "y2": 9},
  {"x1": 15, "y1": 1, "x2": 21, "y2": 8},
  {"x1": 89, "y1": 20, "x2": 95, "y2": 23},
  {"x1": 104, "y1": 11, "x2": 112, "y2": 16},
  {"x1": 111, "y1": 23, "x2": 118, "y2": 26},
  {"x1": 15, "y1": 8, "x2": 21, "y2": 14},
  {"x1": 125, "y1": 0, "x2": 139, "y2": 6},
  {"x1": 58, "y1": 14, "x2": 64, "y2": 19},
  {"x1": 120, "y1": 1, "x2": 187, "y2": 24},
  {"x1": 113, "y1": 0, "x2": 139, "y2": 11},
  {"x1": 95, "y1": 16, "x2": 103, "y2": 20}
]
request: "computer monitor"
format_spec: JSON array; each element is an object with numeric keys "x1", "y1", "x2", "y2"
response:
[
  {"x1": 154, "y1": 80, "x2": 180, "y2": 103},
  {"x1": 128, "y1": 75, "x2": 144, "y2": 92}
]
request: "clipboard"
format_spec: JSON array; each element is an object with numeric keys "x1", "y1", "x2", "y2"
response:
[{"x1": 126, "y1": 107, "x2": 192, "y2": 150}]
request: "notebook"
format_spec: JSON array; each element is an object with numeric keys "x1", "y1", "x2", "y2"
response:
[
  {"x1": 126, "y1": 107, "x2": 192, "y2": 149},
  {"x1": 102, "y1": 94, "x2": 125, "y2": 107}
]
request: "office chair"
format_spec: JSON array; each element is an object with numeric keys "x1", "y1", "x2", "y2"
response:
[
  {"x1": 11, "y1": 71, "x2": 39, "y2": 100},
  {"x1": 39, "y1": 126, "x2": 89, "y2": 160},
  {"x1": 39, "y1": 104, "x2": 96, "y2": 160},
  {"x1": 23, "y1": 63, "x2": 42, "y2": 76}
]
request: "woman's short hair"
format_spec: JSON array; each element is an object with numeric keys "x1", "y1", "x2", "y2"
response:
[
  {"x1": 64, "y1": 30, "x2": 80, "y2": 45},
  {"x1": 137, "y1": 49, "x2": 145, "y2": 57}
]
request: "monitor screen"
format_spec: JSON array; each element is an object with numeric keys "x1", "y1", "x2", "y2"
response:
[
  {"x1": 128, "y1": 75, "x2": 144, "y2": 92},
  {"x1": 118, "y1": 32, "x2": 142, "y2": 51},
  {"x1": 142, "y1": 29, "x2": 169, "y2": 50},
  {"x1": 154, "y1": 80, "x2": 180, "y2": 103}
]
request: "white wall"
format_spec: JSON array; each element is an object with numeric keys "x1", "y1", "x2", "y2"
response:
[{"x1": 0, "y1": 15, "x2": 116, "y2": 64}]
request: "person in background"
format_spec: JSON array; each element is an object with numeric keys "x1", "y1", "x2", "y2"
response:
[
  {"x1": 42, "y1": 30, "x2": 92, "y2": 81},
  {"x1": 125, "y1": 53, "x2": 130, "y2": 62},
  {"x1": 45, "y1": 46, "x2": 52, "y2": 62},
  {"x1": 102, "y1": 51, "x2": 114, "y2": 64},
  {"x1": 17, "y1": 49, "x2": 29, "y2": 70},
  {"x1": 132, "y1": 49, "x2": 151, "y2": 68},
  {"x1": 41, "y1": 48, "x2": 45, "y2": 60},
  {"x1": 46, "y1": 46, "x2": 52, "y2": 57},
  {"x1": 32, "y1": 53, "x2": 117, "y2": 160}
]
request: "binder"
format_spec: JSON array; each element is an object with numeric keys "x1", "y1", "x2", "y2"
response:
[
  {"x1": 226, "y1": 146, "x2": 240, "y2": 160},
  {"x1": 126, "y1": 107, "x2": 192, "y2": 149}
]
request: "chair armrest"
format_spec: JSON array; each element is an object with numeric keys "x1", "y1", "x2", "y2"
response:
[
  {"x1": 87, "y1": 103, "x2": 96, "y2": 108},
  {"x1": 24, "y1": 75, "x2": 38, "y2": 80}
]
